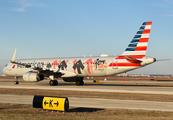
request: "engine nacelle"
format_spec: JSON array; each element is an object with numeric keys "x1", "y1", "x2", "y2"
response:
[
  {"x1": 63, "y1": 77, "x2": 83, "y2": 82},
  {"x1": 23, "y1": 72, "x2": 44, "y2": 82}
]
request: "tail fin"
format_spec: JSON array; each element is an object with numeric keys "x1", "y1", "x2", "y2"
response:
[{"x1": 121, "y1": 21, "x2": 152, "y2": 57}]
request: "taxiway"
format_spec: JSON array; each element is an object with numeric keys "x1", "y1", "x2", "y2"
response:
[{"x1": 0, "y1": 81, "x2": 173, "y2": 95}]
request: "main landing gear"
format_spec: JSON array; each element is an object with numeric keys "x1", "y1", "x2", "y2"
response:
[
  {"x1": 49, "y1": 80, "x2": 58, "y2": 86},
  {"x1": 14, "y1": 77, "x2": 19, "y2": 85},
  {"x1": 76, "y1": 77, "x2": 84, "y2": 86},
  {"x1": 49, "y1": 75, "x2": 58, "y2": 86}
]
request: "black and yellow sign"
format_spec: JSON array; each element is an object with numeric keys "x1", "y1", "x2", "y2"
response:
[
  {"x1": 93, "y1": 80, "x2": 100, "y2": 83},
  {"x1": 33, "y1": 95, "x2": 69, "y2": 112}
]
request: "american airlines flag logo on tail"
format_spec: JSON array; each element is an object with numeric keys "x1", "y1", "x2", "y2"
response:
[
  {"x1": 109, "y1": 21, "x2": 153, "y2": 68},
  {"x1": 122, "y1": 21, "x2": 152, "y2": 56}
]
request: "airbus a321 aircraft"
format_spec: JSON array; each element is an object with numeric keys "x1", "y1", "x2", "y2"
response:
[{"x1": 2, "y1": 21, "x2": 156, "y2": 86}]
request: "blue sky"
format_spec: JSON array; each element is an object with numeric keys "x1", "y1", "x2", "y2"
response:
[{"x1": 0, "y1": 0, "x2": 173, "y2": 75}]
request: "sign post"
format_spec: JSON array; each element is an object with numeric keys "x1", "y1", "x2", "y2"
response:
[{"x1": 33, "y1": 95, "x2": 69, "y2": 112}]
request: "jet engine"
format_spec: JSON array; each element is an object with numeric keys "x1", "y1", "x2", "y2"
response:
[{"x1": 23, "y1": 72, "x2": 44, "y2": 82}]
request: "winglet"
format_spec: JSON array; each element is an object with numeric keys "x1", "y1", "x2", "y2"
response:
[
  {"x1": 9, "y1": 48, "x2": 31, "y2": 68},
  {"x1": 11, "y1": 48, "x2": 17, "y2": 63}
]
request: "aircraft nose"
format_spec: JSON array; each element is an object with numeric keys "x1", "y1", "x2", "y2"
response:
[{"x1": 2, "y1": 67, "x2": 7, "y2": 75}]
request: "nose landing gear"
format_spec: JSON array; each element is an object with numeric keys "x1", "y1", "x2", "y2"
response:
[{"x1": 14, "y1": 77, "x2": 19, "y2": 85}]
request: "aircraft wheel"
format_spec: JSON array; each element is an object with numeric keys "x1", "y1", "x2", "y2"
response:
[
  {"x1": 53, "y1": 80, "x2": 58, "y2": 86},
  {"x1": 76, "y1": 80, "x2": 84, "y2": 86},
  {"x1": 49, "y1": 80, "x2": 58, "y2": 86},
  {"x1": 81, "y1": 80, "x2": 84, "y2": 85},
  {"x1": 14, "y1": 81, "x2": 19, "y2": 85},
  {"x1": 76, "y1": 80, "x2": 80, "y2": 86},
  {"x1": 49, "y1": 80, "x2": 54, "y2": 86}
]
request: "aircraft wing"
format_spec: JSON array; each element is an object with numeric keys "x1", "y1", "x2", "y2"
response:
[
  {"x1": 10, "y1": 48, "x2": 77, "y2": 77},
  {"x1": 10, "y1": 48, "x2": 58, "y2": 71}
]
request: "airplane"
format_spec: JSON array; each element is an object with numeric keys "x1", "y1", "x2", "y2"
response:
[{"x1": 2, "y1": 21, "x2": 156, "y2": 86}]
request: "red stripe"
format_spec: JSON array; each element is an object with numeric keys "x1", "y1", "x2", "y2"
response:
[
  {"x1": 116, "y1": 55, "x2": 145, "y2": 59},
  {"x1": 139, "y1": 38, "x2": 149, "y2": 42},
  {"x1": 147, "y1": 21, "x2": 152, "y2": 25},
  {"x1": 116, "y1": 56, "x2": 125, "y2": 59},
  {"x1": 135, "y1": 46, "x2": 147, "y2": 51},
  {"x1": 109, "y1": 63, "x2": 141, "y2": 67},
  {"x1": 143, "y1": 29, "x2": 150, "y2": 34}
]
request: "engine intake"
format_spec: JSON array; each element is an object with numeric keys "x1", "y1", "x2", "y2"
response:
[{"x1": 23, "y1": 72, "x2": 44, "y2": 82}]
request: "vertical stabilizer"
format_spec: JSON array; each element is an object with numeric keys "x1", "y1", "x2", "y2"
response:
[{"x1": 121, "y1": 21, "x2": 152, "y2": 57}]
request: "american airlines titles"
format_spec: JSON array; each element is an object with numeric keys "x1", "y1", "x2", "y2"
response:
[{"x1": 15, "y1": 58, "x2": 108, "y2": 74}]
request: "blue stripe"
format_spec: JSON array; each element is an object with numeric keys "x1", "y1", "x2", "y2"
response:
[
  {"x1": 131, "y1": 39, "x2": 140, "y2": 43},
  {"x1": 134, "y1": 35, "x2": 141, "y2": 38},
  {"x1": 125, "y1": 48, "x2": 136, "y2": 51},
  {"x1": 142, "y1": 22, "x2": 147, "y2": 25},
  {"x1": 128, "y1": 43, "x2": 137, "y2": 47},
  {"x1": 137, "y1": 31, "x2": 143, "y2": 34},
  {"x1": 139, "y1": 26, "x2": 145, "y2": 30}
]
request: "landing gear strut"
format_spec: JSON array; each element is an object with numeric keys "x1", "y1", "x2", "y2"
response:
[
  {"x1": 14, "y1": 77, "x2": 19, "y2": 85},
  {"x1": 76, "y1": 77, "x2": 84, "y2": 86},
  {"x1": 49, "y1": 75, "x2": 58, "y2": 86}
]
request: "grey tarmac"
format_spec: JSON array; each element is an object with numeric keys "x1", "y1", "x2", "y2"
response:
[{"x1": 0, "y1": 81, "x2": 173, "y2": 95}]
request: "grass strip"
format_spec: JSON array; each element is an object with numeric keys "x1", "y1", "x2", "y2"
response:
[{"x1": 0, "y1": 103, "x2": 173, "y2": 120}]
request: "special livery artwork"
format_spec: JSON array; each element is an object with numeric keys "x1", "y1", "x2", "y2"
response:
[
  {"x1": 15, "y1": 58, "x2": 108, "y2": 75},
  {"x1": 2, "y1": 21, "x2": 156, "y2": 86}
]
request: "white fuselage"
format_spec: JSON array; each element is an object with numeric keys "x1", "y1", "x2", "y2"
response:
[{"x1": 2, "y1": 56, "x2": 155, "y2": 77}]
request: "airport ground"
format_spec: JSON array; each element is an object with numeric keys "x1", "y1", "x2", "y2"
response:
[{"x1": 1, "y1": 76, "x2": 173, "y2": 119}]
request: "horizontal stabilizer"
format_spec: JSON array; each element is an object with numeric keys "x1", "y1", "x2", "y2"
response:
[{"x1": 125, "y1": 56, "x2": 142, "y2": 63}]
